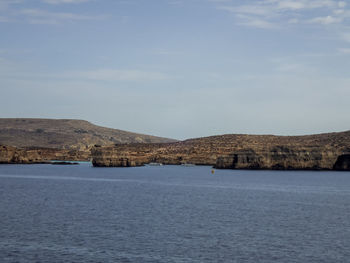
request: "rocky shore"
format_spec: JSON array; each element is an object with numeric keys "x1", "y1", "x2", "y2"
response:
[
  {"x1": 0, "y1": 118, "x2": 175, "y2": 164},
  {"x1": 0, "y1": 145, "x2": 89, "y2": 164},
  {"x1": 91, "y1": 131, "x2": 350, "y2": 170},
  {"x1": 3, "y1": 129, "x2": 350, "y2": 170}
]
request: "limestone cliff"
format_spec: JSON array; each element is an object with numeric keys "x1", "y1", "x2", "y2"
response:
[
  {"x1": 0, "y1": 118, "x2": 175, "y2": 162},
  {"x1": 0, "y1": 145, "x2": 89, "y2": 164},
  {"x1": 215, "y1": 147, "x2": 345, "y2": 170},
  {"x1": 91, "y1": 131, "x2": 350, "y2": 171}
]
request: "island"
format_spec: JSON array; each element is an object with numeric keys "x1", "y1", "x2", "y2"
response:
[{"x1": 91, "y1": 131, "x2": 350, "y2": 170}]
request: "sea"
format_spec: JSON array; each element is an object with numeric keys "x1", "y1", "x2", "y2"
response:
[{"x1": 0, "y1": 164, "x2": 349, "y2": 263}]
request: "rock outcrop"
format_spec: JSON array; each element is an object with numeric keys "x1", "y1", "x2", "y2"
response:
[
  {"x1": 215, "y1": 147, "x2": 342, "y2": 170},
  {"x1": 0, "y1": 118, "x2": 176, "y2": 162},
  {"x1": 333, "y1": 154, "x2": 350, "y2": 170},
  {"x1": 91, "y1": 141, "x2": 219, "y2": 167},
  {"x1": 0, "y1": 145, "x2": 89, "y2": 164},
  {"x1": 91, "y1": 131, "x2": 350, "y2": 171}
]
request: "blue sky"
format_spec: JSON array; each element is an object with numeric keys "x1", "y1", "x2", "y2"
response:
[{"x1": 1, "y1": 0, "x2": 350, "y2": 139}]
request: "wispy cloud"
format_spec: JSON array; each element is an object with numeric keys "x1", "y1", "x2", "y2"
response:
[
  {"x1": 0, "y1": 0, "x2": 23, "y2": 9},
  {"x1": 208, "y1": 0, "x2": 231, "y2": 3},
  {"x1": 65, "y1": 69, "x2": 171, "y2": 82},
  {"x1": 152, "y1": 49, "x2": 183, "y2": 55},
  {"x1": 42, "y1": 0, "x2": 90, "y2": 4},
  {"x1": 235, "y1": 14, "x2": 277, "y2": 29},
  {"x1": 217, "y1": 5, "x2": 272, "y2": 16},
  {"x1": 338, "y1": 47, "x2": 350, "y2": 54},
  {"x1": 19, "y1": 8, "x2": 103, "y2": 24},
  {"x1": 0, "y1": 60, "x2": 172, "y2": 84},
  {"x1": 0, "y1": 0, "x2": 22, "y2": 22},
  {"x1": 308, "y1": 15, "x2": 342, "y2": 24},
  {"x1": 341, "y1": 32, "x2": 350, "y2": 42},
  {"x1": 0, "y1": 0, "x2": 104, "y2": 25},
  {"x1": 214, "y1": 0, "x2": 350, "y2": 29}
]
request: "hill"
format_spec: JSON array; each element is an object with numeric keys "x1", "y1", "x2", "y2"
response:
[
  {"x1": 0, "y1": 118, "x2": 176, "y2": 151},
  {"x1": 92, "y1": 130, "x2": 350, "y2": 170}
]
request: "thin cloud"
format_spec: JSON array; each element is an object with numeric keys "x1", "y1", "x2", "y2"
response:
[
  {"x1": 0, "y1": 0, "x2": 23, "y2": 9},
  {"x1": 19, "y1": 8, "x2": 105, "y2": 24},
  {"x1": 217, "y1": 5, "x2": 273, "y2": 16},
  {"x1": 309, "y1": 15, "x2": 342, "y2": 24},
  {"x1": 152, "y1": 49, "x2": 183, "y2": 55},
  {"x1": 0, "y1": 0, "x2": 22, "y2": 22},
  {"x1": 236, "y1": 14, "x2": 278, "y2": 29},
  {"x1": 66, "y1": 69, "x2": 171, "y2": 82},
  {"x1": 338, "y1": 47, "x2": 350, "y2": 54},
  {"x1": 277, "y1": 1, "x2": 305, "y2": 10},
  {"x1": 341, "y1": 32, "x2": 350, "y2": 42},
  {"x1": 0, "y1": 1, "x2": 105, "y2": 25},
  {"x1": 215, "y1": 0, "x2": 350, "y2": 29},
  {"x1": 42, "y1": 0, "x2": 90, "y2": 4},
  {"x1": 208, "y1": 0, "x2": 232, "y2": 2},
  {"x1": 288, "y1": 18, "x2": 299, "y2": 24}
]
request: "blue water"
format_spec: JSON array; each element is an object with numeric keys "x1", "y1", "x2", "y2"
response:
[{"x1": 0, "y1": 164, "x2": 350, "y2": 262}]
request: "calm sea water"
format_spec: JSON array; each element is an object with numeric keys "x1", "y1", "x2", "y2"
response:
[{"x1": 0, "y1": 164, "x2": 349, "y2": 263}]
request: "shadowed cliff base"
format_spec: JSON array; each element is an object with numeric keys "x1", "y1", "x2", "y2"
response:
[
  {"x1": 333, "y1": 155, "x2": 350, "y2": 171},
  {"x1": 91, "y1": 131, "x2": 350, "y2": 171}
]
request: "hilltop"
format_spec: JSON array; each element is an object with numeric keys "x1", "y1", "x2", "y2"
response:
[{"x1": 0, "y1": 118, "x2": 176, "y2": 151}]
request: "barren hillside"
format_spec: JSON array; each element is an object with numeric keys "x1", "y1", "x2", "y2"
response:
[{"x1": 0, "y1": 118, "x2": 176, "y2": 151}]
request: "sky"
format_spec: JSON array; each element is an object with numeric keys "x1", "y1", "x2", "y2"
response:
[{"x1": 1, "y1": 0, "x2": 350, "y2": 140}]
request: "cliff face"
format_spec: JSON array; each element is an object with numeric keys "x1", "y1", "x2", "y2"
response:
[
  {"x1": 0, "y1": 118, "x2": 176, "y2": 162},
  {"x1": 0, "y1": 145, "x2": 89, "y2": 164},
  {"x1": 333, "y1": 154, "x2": 350, "y2": 170},
  {"x1": 91, "y1": 131, "x2": 350, "y2": 170},
  {"x1": 91, "y1": 140, "x2": 220, "y2": 167},
  {"x1": 215, "y1": 147, "x2": 343, "y2": 170},
  {"x1": 0, "y1": 145, "x2": 16, "y2": 163}
]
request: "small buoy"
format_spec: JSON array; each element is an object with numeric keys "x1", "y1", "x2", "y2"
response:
[{"x1": 211, "y1": 169, "x2": 215, "y2": 174}]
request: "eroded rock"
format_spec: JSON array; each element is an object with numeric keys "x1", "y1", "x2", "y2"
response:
[
  {"x1": 0, "y1": 145, "x2": 89, "y2": 164},
  {"x1": 91, "y1": 131, "x2": 350, "y2": 170}
]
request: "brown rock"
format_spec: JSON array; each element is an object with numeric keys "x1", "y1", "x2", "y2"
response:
[
  {"x1": 0, "y1": 145, "x2": 90, "y2": 164},
  {"x1": 0, "y1": 118, "x2": 176, "y2": 159},
  {"x1": 333, "y1": 155, "x2": 350, "y2": 171},
  {"x1": 91, "y1": 131, "x2": 350, "y2": 171}
]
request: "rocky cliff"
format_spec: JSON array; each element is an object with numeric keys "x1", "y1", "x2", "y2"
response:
[
  {"x1": 0, "y1": 118, "x2": 175, "y2": 162},
  {"x1": 91, "y1": 131, "x2": 350, "y2": 170},
  {"x1": 0, "y1": 145, "x2": 89, "y2": 164},
  {"x1": 215, "y1": 147, "x2": 344, "y2": 170}
]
